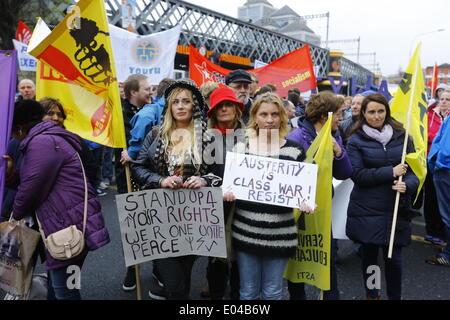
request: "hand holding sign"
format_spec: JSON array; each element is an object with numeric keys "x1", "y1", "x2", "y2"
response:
[
  {"x1": 183, "y1": 176, "x2": 207, "y2": 189},
  {"x1": 299, "y1": 202, "x2": 317, "y2": 215},
  {"x1": 161, "y1": 176, "x2": 183, "y2": 189}
]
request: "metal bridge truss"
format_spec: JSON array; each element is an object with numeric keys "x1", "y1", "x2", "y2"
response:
[
  {"x1": 44, "y1": 0, "x2": 373, "y2": 87},
  {"x1": 105, "y1": 0, "x2": 331, "y2": 77}
]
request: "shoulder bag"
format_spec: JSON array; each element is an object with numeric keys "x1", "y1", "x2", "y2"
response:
[{"x1": 36, "y1": 153, "x2": 88, "y2": 260}]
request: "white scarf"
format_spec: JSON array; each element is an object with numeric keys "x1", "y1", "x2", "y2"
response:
[{"x1": 362, "y1": 124, "x2": 393, "y2": 147}]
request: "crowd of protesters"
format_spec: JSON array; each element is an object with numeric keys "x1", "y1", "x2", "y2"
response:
[{"x1": 2, "y1": 69, "x2": 449, "y2": 301}]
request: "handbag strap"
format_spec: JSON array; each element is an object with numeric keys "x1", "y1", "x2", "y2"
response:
[
  {"x1": 36, "y1": 152, "x2": 88, "y2": 237},
  {"x1": 77, "y1": 153, "x2": 88, "y2": 236}
]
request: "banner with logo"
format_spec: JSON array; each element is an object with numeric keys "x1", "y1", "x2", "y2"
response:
[
  {"x1": 28, "y1": 0, "x2": 126, "y2": 148},
  {"x1": 189, "y1": 45, "x2": 317, "y2": 97},
  {"x1": 390, "y1": 44, "x2": 427, "y2": 198},
  {"x1": 15, "y1": 20, "x2": 32, "y2": 45},
  {"x1": 284, "y1": 115, "x2": 333, "y2": 291},
  {"x1": 0, "y1": 51, "x2": 17, "y2": 214},
  {"x1": 109, "y1": 23, "x2": 181, "y2": 84},
  {"x1": 12, "y1": 40, "x2": 37, "y2": 72}
]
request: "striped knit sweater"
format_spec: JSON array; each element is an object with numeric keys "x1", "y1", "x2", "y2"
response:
[{"x1": 232, "y1": 139, "x2": 306, "y2": 258}]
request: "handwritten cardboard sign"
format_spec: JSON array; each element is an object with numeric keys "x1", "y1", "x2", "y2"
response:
[
  {"x1": 115, "y1": 188, "x2": 226, "y2": 267},
  {"x1": 222, "y1": 152, "x2": 318, "y2": 209}
]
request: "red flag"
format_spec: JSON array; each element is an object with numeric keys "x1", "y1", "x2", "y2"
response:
[
  {"x1": 189, "y1": 45, "x2": 317, "y2": 97},
  {"x1": 15, "y1": 20, "x2": 32, "y2": 45}
]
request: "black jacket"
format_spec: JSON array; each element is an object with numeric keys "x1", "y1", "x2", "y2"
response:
[{"x1": 346, "y1": 128, "x2": 419, "y2": 246}]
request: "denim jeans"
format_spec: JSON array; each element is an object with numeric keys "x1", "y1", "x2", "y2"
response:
[
  {"x1": 361, "y1": 244, "x2": 402, "y2": 300},
  {"x1": 47, "y1": 262, "x2": 83, "y2": 300},
  {"x1": 433, "y1": 168, "x2": 450, "y2": 259},
  {"x1": 235, "y1": 250, "x2": 288, "y2": 300},
  {"x1": 424, "y1": 170, "x2": 444, "y2": 238}
]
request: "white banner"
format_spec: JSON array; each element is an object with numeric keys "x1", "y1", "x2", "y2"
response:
[
  {"x1": 222, "y1": 152, "x2": 318, "y2": 209},
  {"x1": 110, "y1": 24, "x2": 182, "y2": 84},
  {"x1": 331, "y1": 179, "x2": 353, "y2": 240},
  {"x1": 12, "y1": 39, "x2": 37, "y2": 72},
  {"x1": 116, "y1": 188, "x2": 226, "y2": 267}
]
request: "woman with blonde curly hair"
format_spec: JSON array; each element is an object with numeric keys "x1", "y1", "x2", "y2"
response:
[{"x1": 224, "y1": 92, "x2": 313, "y2": 300}]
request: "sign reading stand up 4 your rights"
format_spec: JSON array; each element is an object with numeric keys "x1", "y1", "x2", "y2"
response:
[{"x1": 222, "y1": 152, "x2": 318, "y2": 209}]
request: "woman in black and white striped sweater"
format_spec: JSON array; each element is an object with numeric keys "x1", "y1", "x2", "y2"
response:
[{"x1": 224, "y1": 92, "x2": 314, "y2": 300}]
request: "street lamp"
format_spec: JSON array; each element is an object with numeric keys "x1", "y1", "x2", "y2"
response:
[{"x1": 409, "y1": 28, "x2": 445, "y2": 57}]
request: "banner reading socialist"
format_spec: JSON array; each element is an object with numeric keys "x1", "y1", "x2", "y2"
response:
[
  {"x1": 28, "y1": 1, "x2": 126, "y2": 148},
  {"x1": 189, "y1": 45, "x2": 317, "y2": 97}
]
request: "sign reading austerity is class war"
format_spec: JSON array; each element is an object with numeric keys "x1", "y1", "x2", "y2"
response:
[
  {"x1": 284, "y1": 116, "x2": 334, "y2": 291},
  {"x1": 28, "y1": 0, "x2": 126, "y2": 148},
  {"x1": 189, "y1": 45, "x2": 317, "y2": 98},
  {"x1": 222, "y1": 152, "x2": 318, "y2": 209},
  {"x1": 116, "y1": 188, "x2": 226, "y2": 267}
]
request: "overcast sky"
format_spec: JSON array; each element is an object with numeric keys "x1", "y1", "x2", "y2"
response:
[{"x1": 184, "y1": 0, "x2": 449, "y2": 76}]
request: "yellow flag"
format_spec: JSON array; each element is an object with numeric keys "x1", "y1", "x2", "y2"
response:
[
  {"x1": 390, "y1": 44, "x2": 428, "y2": 197},
  {"x1": 28, "y1": 1, "x2": 126, "y2": 148},
  {"x1": 284, "y1": 116, "x2": 333, "y2": 291}
]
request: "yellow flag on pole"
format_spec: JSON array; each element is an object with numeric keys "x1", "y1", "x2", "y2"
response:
[
  {"x1": 28, "y1": 1, "x2": 126, "y2": 148},
  {"x1": 390, "y1": 44, "x2": 428, "y2": 197},
  {"x1": 284, "y1": 115, "x2": 333, "y2": 291}
]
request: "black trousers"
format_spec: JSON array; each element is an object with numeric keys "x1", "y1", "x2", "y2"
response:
[
  {"x1": 206, "y1": 259, "x2": 240, "y2": 300},
  {"x1": 424, "y1": 170, "x2": 445, "y2": 239},
  {"x1": 206, "y1": 201, "x2": 240, "y2": 300},
  {"x1": 154, "y1": 256, "x2": 197, "y2": 300}
]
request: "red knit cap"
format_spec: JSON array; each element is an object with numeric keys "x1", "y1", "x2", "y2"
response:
[{"x1": 207, "y1": 87, "x2": 245, "y2": 118}]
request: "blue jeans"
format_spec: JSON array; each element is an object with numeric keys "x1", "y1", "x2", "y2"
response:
[
  {"x1": 361, "y1": 244, "x2": 402, "y2": 300},
  {"x1": 47, "y1": 263, "x2": 83, "y2": 300},
  {"x1": 433, "y1": 168, "x2": 450, "y2": 259},
  {"x1": 235, "y1": 250, "x2": 288, "y2": 300}
]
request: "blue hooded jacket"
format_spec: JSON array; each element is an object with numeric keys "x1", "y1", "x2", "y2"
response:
[
  {"x1": 428, "y1": 116, "x2": 450, "y2": 170},
  {"x1": 128, "y1": 98, "x2": 165, "y2": 160}
]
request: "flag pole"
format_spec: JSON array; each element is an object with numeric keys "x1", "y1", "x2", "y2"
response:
[
  {"x1": 431, "y1": 64, "x2": 437, "y2": 99},
  {"x1": 387, "y1": 51, "x2": 419, "y2": 259}
]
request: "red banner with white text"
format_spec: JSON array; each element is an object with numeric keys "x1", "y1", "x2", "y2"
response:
[{"x1": 189, "y1": 45, "x2": 317, "y2": 97}]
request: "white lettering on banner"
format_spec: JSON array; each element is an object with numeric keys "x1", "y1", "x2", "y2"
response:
[
  {"x1": 116, "y1": 188, "x2": 226, "y2": 267},
  {"x1": 222, "y1": 152, "x2": 318, "y2": 209}
]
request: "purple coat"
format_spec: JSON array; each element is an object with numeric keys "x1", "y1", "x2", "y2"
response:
[
  {"x1": 286, "y1": 119, "x2": 353, "y2": 180},
  {"x1": 13, "y1": 121, "x2": 110, "y2": 270}
]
